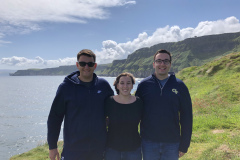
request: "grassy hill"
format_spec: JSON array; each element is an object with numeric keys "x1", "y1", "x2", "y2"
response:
[
  {"x1": 176, "y1": 52, "x2": 240, "y2": 159},
  {"x1": 99, "y1": 32, "x2": 240, "y2": 77},
  {"x1": 10, "y1": 32, "x2": 240, "y2": 77},
  {"x1": 10, "y1": 52, "x2": 240, "y2": 160},
  {"x1": 10, "y1": 63, "x2": 110, "y2": 76}
]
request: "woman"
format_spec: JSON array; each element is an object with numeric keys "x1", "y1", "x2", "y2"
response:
[{"x1": 104, "y1": 72, "x2": 143, "y2": 160}]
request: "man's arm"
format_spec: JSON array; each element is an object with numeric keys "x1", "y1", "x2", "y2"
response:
[
  {"x1": 105, "y1": 79, "x2": 114, "y2": 96},
  {"x1": 49, "y1": 148, "x2": 60, "y2": 160},
  {"x1": 135, "y1": 82, "x2": 142, "y2": 98},
  {"x1": 179, "y1": 83, "x2": 193, "y2": 153},
  {"x1": 47, "y1": 85, "x2": 65, "y2": 153}
]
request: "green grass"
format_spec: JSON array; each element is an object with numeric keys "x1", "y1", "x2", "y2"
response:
[
  {"x1": 178, "y1": 52, "x2": 240, "y2": 160},
  {"x1": 10, "y1": 142, "x2": 63, "y2": 160},
  {"x1": 11, "y1": 52, "x2": 240, "y2": 160}
]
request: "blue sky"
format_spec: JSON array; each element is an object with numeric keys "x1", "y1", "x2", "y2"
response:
[{"x1": 0, "y1": 0, "x2": 240, "y2": 70}]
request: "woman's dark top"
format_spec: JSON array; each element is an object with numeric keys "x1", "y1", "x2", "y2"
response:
[{"x1": 105, "y1": 96, "x2": 143, "y2": 151}]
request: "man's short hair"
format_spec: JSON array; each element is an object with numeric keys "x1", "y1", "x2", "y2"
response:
[
  {"x1": 77, "y1": 49, "x2": 96, "y2": 62},
  {"x1": 153, "y1": 49, "x2": 172, "y2": 62}
]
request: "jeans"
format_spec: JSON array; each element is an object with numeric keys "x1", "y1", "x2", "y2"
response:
[
  {"x1": 142, "y1": 139, "x2": 179, "y2": 160},
  {"x1": 104, "y1": 147, "x2": 142, "y2": 160}
]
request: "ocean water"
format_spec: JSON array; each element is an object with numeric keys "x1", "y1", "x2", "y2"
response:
[{"x1": 0, "y1": 75, "x2": 141, "y2": 160}]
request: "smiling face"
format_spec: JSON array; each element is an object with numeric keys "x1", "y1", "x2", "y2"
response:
[
  {"x1": 76, "y1": 55, "x2": 97, "y2": 82},
  {"x1": 153, "y1": 53, "x2": 171, "y2": 80},
  {"x1": 117, "y1": 76, "x2": 133, "y2": 96}
]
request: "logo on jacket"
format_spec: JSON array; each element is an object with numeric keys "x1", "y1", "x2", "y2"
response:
[
  {"x1": 97, "y1": 90, "x2": 102, "y2": 93},
  {"x1": 172, "y1": 88, "x2": 178, "y2": 94}
]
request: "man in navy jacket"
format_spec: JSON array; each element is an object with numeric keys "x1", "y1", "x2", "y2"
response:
[
  {"x1": 135, "y1": 49, "x2": 192, "y2": 160},
  {"x1": 47, "y1": 49, "x2": 114, "y2": 160}
]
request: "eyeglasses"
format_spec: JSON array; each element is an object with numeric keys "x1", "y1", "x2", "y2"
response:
[
  {"x1": 154, "y1": 59, "x2": 171, "y2": 65},
  {"x1": 78, "y1": 62, "x2": 95, "y2": 67}
]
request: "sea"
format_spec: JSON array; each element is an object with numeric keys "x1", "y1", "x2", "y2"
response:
[{"x1": 0, "y1": 75, "x2": 142, "y2": 160}]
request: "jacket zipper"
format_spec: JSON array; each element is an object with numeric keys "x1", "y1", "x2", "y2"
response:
[{"x1": 156, "y1": 76, "x2": 170, "y2": 96}]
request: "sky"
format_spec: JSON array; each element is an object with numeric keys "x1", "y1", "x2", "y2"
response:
[{"x1": 0, "y1": 0, "x2": 240, "y2": 70}]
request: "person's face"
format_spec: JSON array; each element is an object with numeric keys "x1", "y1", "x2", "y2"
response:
[
  {"x1": 117, "y1": 76, "x2": 133, "y2": 96},
  {"x1": 153, "y1": 53, "x2": 171, "y2": 80},
  {"x1": 76, "y1": 55, "x2": 97, "y2": 81}
]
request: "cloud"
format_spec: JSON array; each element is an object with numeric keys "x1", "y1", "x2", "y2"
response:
[
  {"x1": 0, "y1": 56, "x2": 76, "y2": 69},
  {"x1": 0, "y1": 33, "x2": 12, "y2": 46},
  {"x1": 0, "y1": 0, "x2": 136, "y2": 43},
  {"x1": 1, "y1": 16, "x2": 240, "y2": 69},
  {"x1": 96, "y1": 16, "x2": 240, "y2": 64},
  {"x1": 0, "y1": 0, "x2": 136, "y2": 23}
]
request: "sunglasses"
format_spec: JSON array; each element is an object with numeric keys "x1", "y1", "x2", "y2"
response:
[{"x1": 78, "y1": 62, "x2": 95, "y2": 67}]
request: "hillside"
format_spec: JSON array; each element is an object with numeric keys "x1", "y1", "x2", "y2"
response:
[
  {"x1": 176, "y1": 52, "x2": 240, "y2": 159},
  {"x1": 10, "y1": 52, "x2": 240, "y2": 160},
  {"x1": 10, "y1": 64, "x2": 110, "y2": 76},
  {"x1": 10, "y1": 32, "x2": 240, "y2": 77},
  {"x1": 177, "y1": 52, "x2": 240, "y2": 102},
  {"x1": 99, "y1": 32, "x2": 240, "y2": 77}
]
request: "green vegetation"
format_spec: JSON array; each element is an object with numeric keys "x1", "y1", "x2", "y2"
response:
[
  {"x1": 10, "y1": 32, "x2": 240, "y2": 77},
  {"x1": 10, "y1": 52, "x2": 240, "y2": 159},
  {"x1": 99, "y1": 32, "x2": 240, "y2": 77},
  {"x1": 10, "y1": 141, "x2": 63, "y2": 160},
  {"x1": 177, "y1": 52, "x2": 240, "y2": 160}
]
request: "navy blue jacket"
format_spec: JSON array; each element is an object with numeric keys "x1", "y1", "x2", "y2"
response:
[
  {"x1": 47, "y1": 71, "x2": 114, "y2": 158},
  {"x1": 135, "y1": 72, "x2": 192, "y2": 153}
]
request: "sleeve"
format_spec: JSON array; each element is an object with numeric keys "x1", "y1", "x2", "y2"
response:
[
  {"x1": 179, "y1": 82, "x2": 193, "y2": 153},
  {"x1": 47, "y1": 84, "x2": 66, "y2": 149},
  {"x1": 135, "y1": 83, "x2": 143, "y2": 99},
  {"x1": 138, "y1": 97, "x2": 144, "y2": 120},
  {"x1": 104, "y1": 97, "x2": 110, "y2": 117},
  {"x1": 106, "y1": 80, "x2": 114, "y2": 97},
  {"x1": 136, "y1": 96, "x2": 144, "y2": 111},
  {"x1": 135, "y1": 85, "x2": 144, "y2": 121},
  {"x1": 104, "y1": 80, "x2": 113, "y2": 117},
  {"x1": 104, "y1": 97, "x2": 112, "y2": 128}
]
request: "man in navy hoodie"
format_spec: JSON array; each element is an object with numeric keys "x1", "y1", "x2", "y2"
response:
[
  {"x1": 135, "y1": 49, "x2": 192, "y2": 160},
  {"x1": 47, "y1": 49, "x2": 114, "y2": 160}
]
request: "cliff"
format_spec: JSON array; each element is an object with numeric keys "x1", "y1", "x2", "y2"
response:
[{"x1": 10, "y1": 32, "x2": 240, "y2": 77}]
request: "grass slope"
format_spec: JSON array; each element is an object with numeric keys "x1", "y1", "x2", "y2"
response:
[
  {"x1": 10, "y1": 53, "x2": 240, "y2": 160},
  {"x1": 10, "y1": 142, "x2": 63, "y2": 160},
  {"x1": 177, "y1": 52, "x2": 240, "y2": 160}
]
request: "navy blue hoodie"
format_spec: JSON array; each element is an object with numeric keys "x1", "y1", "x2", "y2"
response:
[
  {"x1": 135, "y1": 72, "x2": 192, "y2": 153},
  {"x1": 47, "y1": 71, "x2": 114, "y2": 158}
]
